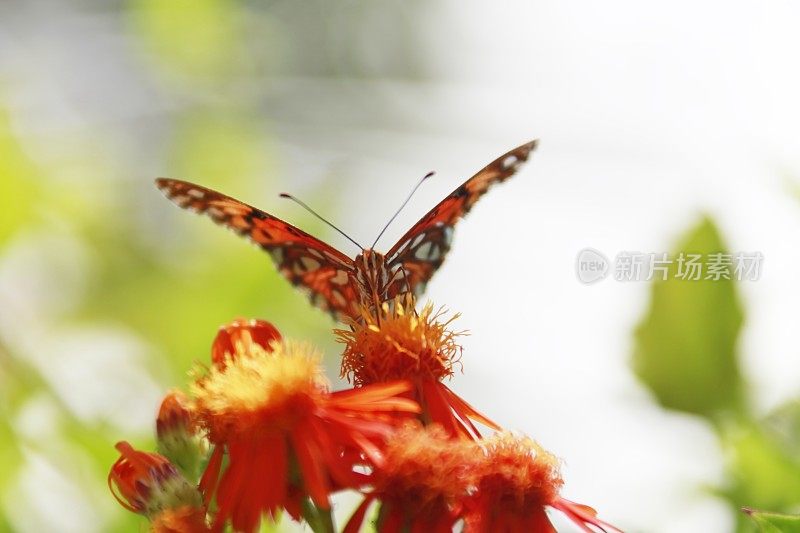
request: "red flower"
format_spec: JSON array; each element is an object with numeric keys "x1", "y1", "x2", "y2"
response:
[
  {"x1": 192, "y1": 332, "x2": 420, "y2": 533},
  {"x1": 345, "y1": 424, "x2": 474, "y2": 533},
  {"x1": 465, "y1": 432, "x2": 621, "y2": 533},
  {"x1": 337, "y1": 299, "x2": 498, "y2": 439}
]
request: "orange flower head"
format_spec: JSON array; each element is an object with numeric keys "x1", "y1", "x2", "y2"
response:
[
  {"x1": 338, "y1": 298, "x2": 498, "y2": 439},
  {"x1": 471, "y1": 433, "x2": 562, "y2": 520},
  {"x1": 465, "y1": 432, "x2": 621, "y2": 533},
  {"x1": 108, "y1": 441, "x2": 203, "y2": 519},
  {"x1": 150, "y1": 506, "x2": 211, "y2": 533},
  {"x1": 192, "y1": 337, "x2": 420, "y2": 533},
  {"x1": 338, "y1": 298, "x2": 462, "y2": 386},
  {"x1": 345, "y1": 423, "x2": 475, "y2": 533},
  {"x1": 211, "y1": 318, "x2": 281, "y2": 368},
  {"x1": 192, "y1": 339, "x2": 326, "y2": 442},
  {"x1": 156, "y1": 390, "x2": 207, "y2": 483}
]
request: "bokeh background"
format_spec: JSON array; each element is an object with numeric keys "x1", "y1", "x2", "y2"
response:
[{"x1": 2, "y1": 1, "x2": 800, "y2": 532}]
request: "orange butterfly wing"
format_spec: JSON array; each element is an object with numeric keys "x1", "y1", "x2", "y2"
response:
[
  {"x1": 155, "y1": 178, "x2": 361, "y2": 320},
  {"x1": 385, "y1": 140, "x2": 538, "y2": 297}
]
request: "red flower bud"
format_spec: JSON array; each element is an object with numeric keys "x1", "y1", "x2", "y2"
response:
[
  {"x1": 108, "y1": 442, "x2": 202, "y2": 519},
  {"x1": 211, "y1": 318, "x2": 281, "y2": 368},
  {"x1": 156, "y1": 390, "x2": 192, "y2": 440}
]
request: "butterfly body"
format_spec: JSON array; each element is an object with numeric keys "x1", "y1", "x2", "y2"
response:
[
  {"x1": 156, "y1": 140, "x2": 537, "y2": 322},
  {"x1": 354, "y1": 250, "x2": 399, "y2": 316}
]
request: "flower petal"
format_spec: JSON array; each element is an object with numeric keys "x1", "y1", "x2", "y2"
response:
[
  {"x1": 291, "y1": 423, "x2": 331, "y2": 509},
  {"x1": 343, "y1": 495, "x2": 375, "y2": 533}
]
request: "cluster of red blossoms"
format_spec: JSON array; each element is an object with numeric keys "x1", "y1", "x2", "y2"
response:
[{"x1": 109, "y1": 299, "x2": 622, "y2": 532}]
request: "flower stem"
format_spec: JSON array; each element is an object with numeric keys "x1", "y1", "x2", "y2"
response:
[
  {"x1": 317, "y1": 506, "x2": 335, "y2": 533},
  {"x1": 301, "y1": 498, "x2": 336, "y2": 533}
]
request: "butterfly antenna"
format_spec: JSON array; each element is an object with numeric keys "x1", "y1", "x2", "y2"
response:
[
  {"x1": 371, "y1": 171, "x2": 435, "y2": 249},
  {"x1": 279, "y1": 193, "x2": 365, "y2": 251}
]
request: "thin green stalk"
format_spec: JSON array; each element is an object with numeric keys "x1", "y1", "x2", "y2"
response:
[{"x1": 301, "y1": 498, "x2": 336, "y2": 533}]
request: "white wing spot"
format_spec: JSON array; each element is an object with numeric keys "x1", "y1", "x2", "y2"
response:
[
  {"x1": 387, "y1": 265, "x2": 403, "y2": 284},
  {"x1": 206, "y1": 207, "x2": 224, "y2": 218},
  {"x1": 330, "y1": 270, "x2": 349, "y2": 285},
  {"x1": 502, "y1": 155, "x2": 519, "y2": 170},
  {"x1": 394, "y1": 240, "x2": 410, "y2": 256},
  {"x1": 270, "y1": 248, "x2": 284, "y2": 264},
  {"x1": 324, "y1": 251, "x2": 350, "y2": 268},
  {"x1": 410, "y1": 233, "x2": 426, "y2": 249},
  {"x1": 331, "y1": 290, "x2": 347, "y2": 308},
  {"x1": 173, "y1": 194, "x2": 190, "y2": 207},
  {"x1": 187, "y1": 188, "x2": 205, "y2": 199},
  {"x1": 414, "y1": 241, "x2": 439, "y2": 261},
  {"x1": 443, "y1": 226, "x2": 454, "y2": 246},
  {"x1": 299, "y1": 256, "x2": 321, "y2": 272}
]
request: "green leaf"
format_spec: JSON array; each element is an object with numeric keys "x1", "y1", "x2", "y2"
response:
[
  {"x1": 716, "y1": 400, "x2": 800, "y2": 527},
  {"x1": 632, "y1": 216, "x2": 745, "y2": 422},
  {"x1": 722, "y1": 423, "x2": 800, "y2": 514},
  {"x1": 745, "y1": 508, "x2": 800, "y2": 532},
  {"x1": 763, "y1": 399, "x2": 800, "y2": 459}
]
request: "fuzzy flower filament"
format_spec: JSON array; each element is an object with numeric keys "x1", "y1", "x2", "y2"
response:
[
  {"x1": 337, "y1": 298, "x2": 498, "y2": 439},
  {"x1": 466, "y1": 432, "x2": 622, "y2": 533},
  {"x1": 345, "y1": 423, "x2": 475, "y2": 533}
]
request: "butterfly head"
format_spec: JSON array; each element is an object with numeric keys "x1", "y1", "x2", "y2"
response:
[
  {"x1": 354, "y1": 249, "x2": 387, "y2": 289},
  {"x1": 353, "y1": 249, "x2": 403, "y2": 310}
]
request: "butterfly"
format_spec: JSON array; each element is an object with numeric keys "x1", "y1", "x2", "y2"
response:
[{"x1": 156, "y1": 140, "x2": 538, "y2": 322}]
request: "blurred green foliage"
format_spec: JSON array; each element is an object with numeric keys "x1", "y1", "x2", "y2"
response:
[
  {"x1": 634, "y1": 217, "x2": 745, "y2": 422},
  {"x1": 0, "y1": 2, "x2": 336, "y2": 532},
  {"x1": 745, "y1": 509, "x2": 800, "y2": 533},
  {"x1": 0, "y1": 108, "x2": 39, "y2": 245},
  {"x1": 634, "y1": 217, "x2": 800, "y2": 532},
  {"x1": 129, "y1": 0, "x2": 242, "y2": 80}
]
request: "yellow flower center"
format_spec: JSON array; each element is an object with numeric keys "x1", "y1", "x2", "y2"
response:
[
  {"x1": 191, "y1": 340, "x2": 327, "y2": 440},
  {"x1": 337, "y1": 299, "x2": 463, "y2": 386}
]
